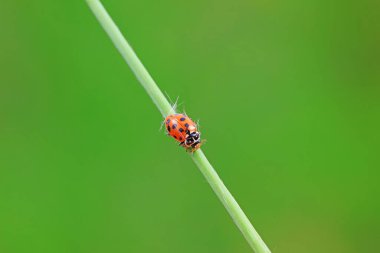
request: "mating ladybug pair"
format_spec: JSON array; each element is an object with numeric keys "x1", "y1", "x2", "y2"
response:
[{"x1": 164, "y1": 113, "x2": 203, "y2": 152}]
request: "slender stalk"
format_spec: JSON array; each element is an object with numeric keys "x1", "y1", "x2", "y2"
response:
[{"x1": 85, "y1": 1, "x2": 271, "y2": 252}]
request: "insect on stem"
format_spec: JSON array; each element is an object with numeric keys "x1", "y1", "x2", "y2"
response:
[{"x1": 85, "y1": 1, "x2": 271, "y2": 252}]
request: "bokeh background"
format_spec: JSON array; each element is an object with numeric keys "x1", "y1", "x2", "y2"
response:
[{"x1": 1, "y1": 0, "x2": 379, "y2": 252}]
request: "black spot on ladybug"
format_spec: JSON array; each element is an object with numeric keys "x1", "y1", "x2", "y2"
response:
[
  {"x1": 179, "y1": 137, "x2": 183, "y2": 141},
  {"x1": 179, "y1": 128, "x2": 184, "y2": 132},
  {"x1": 167, "y1": 126, "x2": 170, "y2": 132},
  {"x1": 172, "y1": 124, "x2": 177, "y2": 129},
  {"x1": 166, "y1": 119, "x2": 170, "y2": 124},
  {"x1": 184, "y1": 123, "x2": 189, "y2": 128},
  {"x1": 180, "y1": 117, "x2": 186, "y2": 121}
]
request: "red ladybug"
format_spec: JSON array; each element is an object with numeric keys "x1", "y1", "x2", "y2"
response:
[{"x1": 165, "y1": 113, "x2": 202, "y2": 152}]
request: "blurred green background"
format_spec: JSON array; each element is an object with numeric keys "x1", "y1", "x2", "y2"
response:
[{"x1": 0, "y1": 0, "x2": 379, "y2": 252}]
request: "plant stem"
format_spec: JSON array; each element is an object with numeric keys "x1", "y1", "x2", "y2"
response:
[
  {"x1": 192, "y1": 151, "x2": 271, "y2": 253},
  {"x1": 85, "y1": 1, "x2": 271, "y2": 252}
]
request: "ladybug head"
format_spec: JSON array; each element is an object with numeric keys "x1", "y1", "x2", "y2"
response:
[{"x1": 185, "y1": 131, "x2": 201, "y2": 150}]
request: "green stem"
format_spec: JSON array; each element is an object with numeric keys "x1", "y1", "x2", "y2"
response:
[{"x1": 85, "y1": 1, "x2": 271, "y2": 252}]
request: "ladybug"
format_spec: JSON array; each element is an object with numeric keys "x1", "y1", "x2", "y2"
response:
[{"x1": 165, "y1": 113, "x2": 202, "y2": 152}]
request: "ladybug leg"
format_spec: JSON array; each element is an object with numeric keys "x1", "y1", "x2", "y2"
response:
[
  {"x1": 179, "y1": 141, "x2": 185, "y2": 146},
  {"x1": 185, "y1": 146, "x2": 195, "y2": 153}
]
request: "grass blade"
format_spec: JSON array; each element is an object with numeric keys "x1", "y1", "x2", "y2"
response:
[{"x1": 85, "y1": 1, "x2": 271, "y2": 252}]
